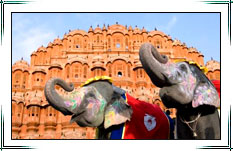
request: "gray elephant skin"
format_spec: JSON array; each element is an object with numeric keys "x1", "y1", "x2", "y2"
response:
[
  {"x1": 139, "y1": 43, "x2": 220, "y2": 139},
  {"x1": 44, "y1": 77, "x2": 172, "y2": 139}
]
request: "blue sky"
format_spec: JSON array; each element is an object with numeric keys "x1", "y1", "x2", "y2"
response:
[{"x1": 12, "y1": 13, "x2": 220, "y2": 64}]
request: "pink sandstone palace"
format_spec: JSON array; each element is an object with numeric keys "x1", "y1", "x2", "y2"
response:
[{"x1": 12, "y1": 23, "x2": 220, "y2": 139}]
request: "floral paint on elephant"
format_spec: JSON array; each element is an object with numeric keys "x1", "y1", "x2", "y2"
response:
[
  {"x1": 192, "y1": 83, "x2": 220, "y2": 108},
  {"x1": 180, "y1": 73, "x2": 197, "y2": 97},
  {"x1": 104, "y1": 100, "x2": 129, "y2": 128},
  {"x1": 63, "y1": 86, "x2": 107, "y2": 114}
]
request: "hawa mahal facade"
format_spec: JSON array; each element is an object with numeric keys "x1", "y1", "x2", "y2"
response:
[{"x1": 12, "y1": 23, "x2": 220, "y2": 139}]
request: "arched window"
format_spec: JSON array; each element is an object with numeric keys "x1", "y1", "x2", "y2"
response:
[
  {"x1": 15, "y1": 73, "x2": 21, "y2": 84},
  {"x1": 28, "y1": 106, "x2": 40, "y2": 117},
  {"x1": 72, "y1": 62, "x2": 82, "y2": 79},
  {"x1": 46, "y1": 106, "x2": 56, "y2": 117}
]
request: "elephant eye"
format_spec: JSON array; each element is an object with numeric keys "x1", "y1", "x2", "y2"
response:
[
  {"x1": 86, "y1": 92, "x2": 96, "y2": 98},
  {"x1": 179, "y1": 64, "x2": 188, "y2": 73}
]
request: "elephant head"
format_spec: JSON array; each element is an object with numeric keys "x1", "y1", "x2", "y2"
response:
[
  {"x1": 44, "y1": 77, "x2": 132, "y2": 129},
  {"x1": 139, "y1": 43, "x2": 220, "y2": 109}
]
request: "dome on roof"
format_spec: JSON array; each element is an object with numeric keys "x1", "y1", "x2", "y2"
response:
[
  {"x1": 102, "y1": 24, "x2": 107, "y2": 31},
  {"x1": 206, "y1": 59, "x2": 220, "y2": 72},
  {"x1": 37, "y1": 45, "x2": 46, "y2": 52},
  {"x1": 47, "y1": 42, "x2": 53, "y2": 48},
  {"x1": 94, "y1": 25, "x2": 102, "y2": 33},
  {"x1": 69, "y1": 29, "x2": 88, "y2": 36},
  {"x1": 128, "y1": 25, "x2": 133, "y2": 31},
  {"x1": 53, "y1": 38, "x2": 62, "y2": 45},
  {"x1": 133, "y1": 26, "x2": 141, "y2": 34},
  {"x1": 142, "y1": 27, "x2": 147, "y2": 33},
  {"x1": 188, "y1": 47, "x2": 198, "y2": 52},
  {"x1": 172, "y1": 39, "x2": 182, "y2": 46},
  {"x1": 63, "y1": 33, "x2": 68, "y2": 39},
  {"x1": 88, "y1": 26, "x2": 93, "y2": 33},
  {"x1": 148, "y1": 30, "x2": 166, "y2": 37},
  {"x1": 13, "y1": 58, "x2": 29, "y2": 67},
  {"x1": 12, "y1": 58, "x2": 30, "y2": 72},
  {"x1": 108, "y1": 24, "x2": 125, "y2": 31}
]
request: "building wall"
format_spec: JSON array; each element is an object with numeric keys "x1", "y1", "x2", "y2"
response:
[{"x1": 12, "y1": 23, "x2": 220, "y2": 139}]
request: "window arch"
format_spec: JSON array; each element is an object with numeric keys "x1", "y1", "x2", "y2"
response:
[
  {"x1": 112, "y1": 60, "x2": 127, "y2": 78},
  {"x1": 71, "y1": 62, "x2": 82, "y2": 79},
  {"x1": 93, "y1": 67, "x2": 104, "y2": 77},
  {"x1": 15, "y1": 73, "x2": 21, "y2": 84},
  {"x1": 28, "y1": 106, "x2": 40, "y2": 118},
  {"x1": 46, "y1": 106, "x2": 56, "y2": 117}
]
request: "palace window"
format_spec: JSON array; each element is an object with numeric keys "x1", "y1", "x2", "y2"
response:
[
  {"x1": 15, "y1": 73, "x2": 21, "y2": 84},
  {"x1": 28, "y1": 106, "x2": 40, "y2": 117},
  {"x1": 46, "y1": 106, "x2": 56, "y2": 117},
  {"x1": 117, "y1": 71, "x2": 123, "y2": 77},
  {"x1": 75, "y1": 74, "x2": 78, "y2": 78},
  {"x1": 74, "y1": 65, "x2": 80, "y2": 78},
  {"x1": 116, "y1": 43, "x2": 121, "y2": 48}
]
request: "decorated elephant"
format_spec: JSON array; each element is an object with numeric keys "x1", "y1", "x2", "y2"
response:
[
  {"x1": 44, "y1": 76, "x2": 172, "y2": 139},
  {"x1": 139, "y1": 43, "x2": 220, "y2": 139}
]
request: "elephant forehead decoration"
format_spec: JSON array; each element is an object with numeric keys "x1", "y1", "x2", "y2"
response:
[
  {"x1": 63, "y1": 86, "x2": 107, "y2": 114},
  {"x1": 163, "y1": 61, "x2": 197, "y2": 96}
]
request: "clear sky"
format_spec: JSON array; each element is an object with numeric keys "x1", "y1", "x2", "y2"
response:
[{"x1": 12, "y1": 13, "x2": 220, "y2": 64}]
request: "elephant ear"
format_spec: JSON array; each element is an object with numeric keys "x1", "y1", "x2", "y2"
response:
[
  {"x1": 104, "y1": 93, "x2": 133, "y2": 129},
  {"x1": 192, "y1": 82, "x2": 220, "y2": 108}
]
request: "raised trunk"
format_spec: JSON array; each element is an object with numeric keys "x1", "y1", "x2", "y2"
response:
[
  {"x1": 139, "y1": 43, "x2": 170, "y2": 87},
  {"x1": 44, "y1": 78, "x2": 74, "y2": 115}
]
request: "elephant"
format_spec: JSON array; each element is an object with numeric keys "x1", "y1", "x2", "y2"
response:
[
  {"x1": 139, "y1": 43, "x2": 220, "y2": 139},
  {"x1": 44, "y1": 76, "x2": 172, "y2": 139}
]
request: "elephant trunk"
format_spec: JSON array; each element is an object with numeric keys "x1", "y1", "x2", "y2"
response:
[
  {"x1": 44, "y1": 78, "x2": 74, "y2": 115},
  {"x1": 139, "y1": 43, "x2": 171, "y2": 88}
]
